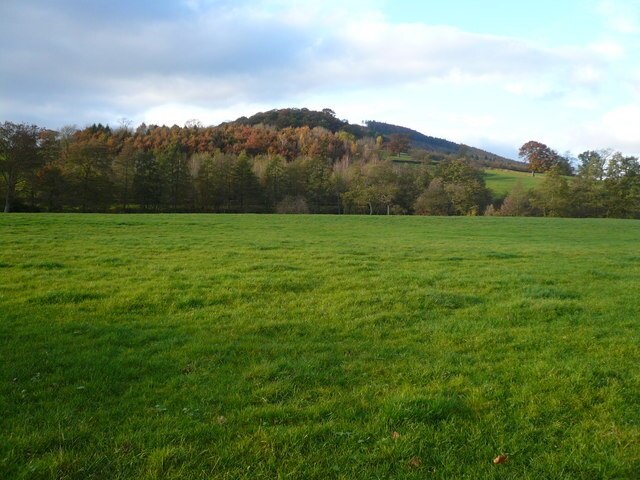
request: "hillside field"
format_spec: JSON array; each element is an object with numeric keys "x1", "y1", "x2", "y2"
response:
[
  {"x1": 483, "y1": 169, "x2": 544, "y2": 196},
  {"x1": 1, "y1": 215, "x2": 639, "y2": 479}
]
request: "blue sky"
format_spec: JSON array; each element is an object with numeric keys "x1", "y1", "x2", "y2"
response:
[{"x1": 1, "y1": 0, "x2": 640, "y2": 158}]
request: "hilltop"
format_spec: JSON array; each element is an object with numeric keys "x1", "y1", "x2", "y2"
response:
[{"x1": 234, "y1": 108, "x2": 525, "y2": 171}]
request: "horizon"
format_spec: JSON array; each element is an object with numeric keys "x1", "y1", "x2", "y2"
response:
[{"x1": 2, "y1": 0, "x2": 640, "y2": 159}]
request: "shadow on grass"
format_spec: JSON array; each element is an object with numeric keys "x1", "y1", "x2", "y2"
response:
[{"x1": 385, "y1": 395, "x2": 471, "y2": 425}]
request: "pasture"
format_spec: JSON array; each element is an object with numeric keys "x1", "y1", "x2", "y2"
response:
[
  {"x1": 1, "y1": 214, "x2": 639, "y2": 479},
  {"x1": 483, "y1": 168, "x2": 544, "y2": 196}
]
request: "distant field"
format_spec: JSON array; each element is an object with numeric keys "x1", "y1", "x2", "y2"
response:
[
  {"x1": 389, "y1": 153, "x2": 422, "y2": 164},
  {"x1": 483, "y1": 168, "x2": 542, "y2": 196},
  {"x1": 1, "y1": 215, "x2": 639, "y2": 479}
]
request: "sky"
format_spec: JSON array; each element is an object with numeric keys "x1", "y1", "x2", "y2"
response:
[{"x1": 1, "y1": 0, "x2": 640, "y2": 159}]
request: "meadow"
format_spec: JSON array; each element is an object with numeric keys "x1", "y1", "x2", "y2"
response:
[
  {"x1": 483, "y1": 169, "x2": 545, "y2": 196},
  {"x1": 1, "y1": 214, "x2": 639, "y2": 479}
]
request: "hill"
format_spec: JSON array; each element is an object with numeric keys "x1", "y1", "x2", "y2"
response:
[
  {"x1": 483, "y1": 168, "x2": 545, "y2": 196},
  {"x1": 234, "y1": 107, "x2": 367, "y2": 137},
  {"x1": 366, "y1": 120, "x2": 525, "y2": 171},
  {"x1": 366, "y1": 120, "x2": 459, "y2": 154},
  {"x1": 234, "y1": 108, "x2": 526, "y2": 170}
]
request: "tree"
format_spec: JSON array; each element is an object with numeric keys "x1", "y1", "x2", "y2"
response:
[
  {"x1": 133, "y1": 151, "x2": 162, "y2": 211},
  {"x1": 342, "y1": 172, "x2": 372, "y2": 214},
  {"x1": 276, "y1": 196, "x2": 309, "y2": 214},
  {"x1": 603, "y1": 153, "x2": 640, "y2": 218},
  {"x1": 532, "y1": 165, "x2": 570, "y2": 217},
  {"x1": 232, "y1": 152, "x2": 262, "y2": 212},
  {"x1": 193, "y1": 152, "x2": 217, "y2": 211},
  {"x1": 157, "y1": 144, "x2": 192, "y2": 211},
  {"x1": 337, "y1": 130, "x2": 357, "y2": 165},
  {"x1": 35, "y1": 164, "x2": 67, "y2": 212},
  {"x1": 414, "y1": 178, "x2": 450, "y2": 215},
  {"x1": 331, "y1": 159, "x2": 350, "y2": 214},
  {"x1": 66, "y1": 137, "x2": 113, "y2": 212},
  {"x1": 519, "y1": 141, "x2": 560, "y2": 175},
  {"x1": 304, "y1": 157, "x2": 333, "y2": 212},
  {"x1": 0, "y1": 122, "x2": 42, "y2": 212},
  {"x1": 394, "y1": 165, "x2": 423, "y2": 214},
  {"x1": 112, "y1": 141, "x2": 137, "y2": 211},
  {"x1": 212, "y1": 152, "x2": 235, "y2": 211},
  {"x1": 499, "y1": 181, "x2": 530, "y2": 216},
  {"x1": 555, "y1": 153, "x2": 574, "y2": 176},
  {"x1": 264, "y1": 155, "x2": 286, "y2": 209},
  {"x1": 364, "y1": 161, "x2": 398, "y2": 215},
  {"x1": 437, "y1": 158, "x2": 491, "y2": 215},
  {"x1": 570, "y1": 150, "x2": 608, "y2": 217},
  {"x1": 387, "y1": 134, "x2": 410, "y2": 155}
]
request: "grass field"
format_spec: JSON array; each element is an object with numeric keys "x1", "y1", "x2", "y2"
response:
[
  {"x1": 1, "y1": 214, "x2": 639, "y2": 479},
  {"x1": 483, "y1": 169, "x2": 543, "y2": 196}
]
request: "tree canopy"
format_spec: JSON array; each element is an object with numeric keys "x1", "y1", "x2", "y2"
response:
[{"x1": 1, "y1": 116, "x2": 639, "y2": 219}]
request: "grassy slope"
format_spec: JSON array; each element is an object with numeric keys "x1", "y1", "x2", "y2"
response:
[
  {"x1": 483, "y1": 169, "x2": 543, "y2": 196},
  {"x1": 1, "y1": 215, "x2": 639, "y2": 479}
]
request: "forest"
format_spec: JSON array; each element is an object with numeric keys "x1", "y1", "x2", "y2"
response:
[{"x1": 1, "y1": 109, "x2": 639, "y2": 218}]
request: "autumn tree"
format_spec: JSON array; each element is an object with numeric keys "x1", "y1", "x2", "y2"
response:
[
  {"x1": 519, "y1": 141, "x2": 560, "y2": 175},
  {"x1": 387, "y1": 134, "x2": 410, "y2": 155},
  {"x1": 337, "y1": 130, "x2": 357, "y2": 165}
]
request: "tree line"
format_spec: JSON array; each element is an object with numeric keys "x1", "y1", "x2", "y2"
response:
[
  {"x1": 1, "y1": 120, "x2": 639, "y2": 217},
  {"x1": 493, "y1": 148, "x2": 640, "y2": 218}
]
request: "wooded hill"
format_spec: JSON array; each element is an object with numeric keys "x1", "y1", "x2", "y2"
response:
[{"x1": 234, "y1": 108, "x2": 524, "y2": 171}]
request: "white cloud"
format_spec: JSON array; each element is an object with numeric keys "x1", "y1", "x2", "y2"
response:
[
  {"x1": 597, "y1": 0, "x2": 640, "y2": 34},
  {"x1": 589, "y1": 39, "x2": 625, "y2": 59},
  {"x1": 504, "y1": 81, "x2": 558, "y2": 98},
  {"x1": 573, "y1": 104, "x2": 640, "y2": 154},
  {"x1": 572, "y1": 65, "x2": 604, "y2": 85}
]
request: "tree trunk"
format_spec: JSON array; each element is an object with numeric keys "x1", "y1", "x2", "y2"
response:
[
  {"x1": 387, "y1": 204, "x2": 390, "y2": 215},
  {"x1": 3, "y1": 191, "x2": 11, "y2": 213},
  {"x1": 123, "y1": 166, "x2": 129, "y2": 212},
  {"x1": 368, "y1": 203, "x2": 373, "y2": 215},
  {"x1": 4, "y1": 181, "x2": 14, "y2": 213}
]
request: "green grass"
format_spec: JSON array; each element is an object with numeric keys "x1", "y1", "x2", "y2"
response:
[
  {"x1": 1, "y1": 214, "x2": 639, "y2": 479},
  {"x1": 483, "y1": 168, "x2": 543, "y2": 196},
  {"x1": 389, "y1": 153, "x2": 422, "y2": 164}
]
